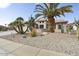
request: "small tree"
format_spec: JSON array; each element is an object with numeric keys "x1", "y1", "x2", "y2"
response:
[
  {"x1": 25, "y1": 16, "x2": 37, "y2": 37},
  {"x1": 25, "y1": 16, "x2": 36, "y2": 31},
  {"x1": 9, "y1": 17, "x2": 27, "y2": 34}
]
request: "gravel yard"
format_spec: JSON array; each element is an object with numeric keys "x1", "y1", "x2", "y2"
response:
[{"x1": 0, "y1": 33, "x2": 79, "y2": 56}]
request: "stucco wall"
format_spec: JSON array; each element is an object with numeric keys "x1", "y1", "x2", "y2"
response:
[
  {"x1": 55, "y1": 24, "x2": 67, "y2": 33},
  {"x1": 35, "y1": 21, "x2": 47, "y2": 29},
  {"x1": 28, "y1": 20, "x2": 68, "y2": 33}
]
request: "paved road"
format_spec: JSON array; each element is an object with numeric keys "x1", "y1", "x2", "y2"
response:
[{"x1": 0, "y1": 30, "x2": 16, "y2": 36}]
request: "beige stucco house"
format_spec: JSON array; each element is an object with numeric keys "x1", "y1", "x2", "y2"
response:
[{"x1": 35, "y1": 19, "x2": 68, "y2": 33}]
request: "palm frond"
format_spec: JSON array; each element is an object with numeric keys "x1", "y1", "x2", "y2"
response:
[
  {"x1": 35, "y1": 13, "x2": 44, "y2": 19},
  {"x1": 35, "y1": 3, "x2": 73, "y2": 18},
  {"x1": 60, "y1": 5, "x2": 73, "y2": 13},
  {"x1": 54, "y1": 5, "x2": 72, "y2": 17},
  {"x1": 54, "y1": 3, "x2": 60, "y2": 8},
  {"x1": 43, "y1": 3, "x2": 49, "y2": 11},
  {"x1": 35, "y1": 4, "x2": 45, "y2": 11},
  {"x1": 16, "y1": 17, "x2": 24, "y2": 21}
]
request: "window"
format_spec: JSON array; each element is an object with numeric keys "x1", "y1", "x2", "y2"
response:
[
  {"x1": 58, "y1": 25, "x2": 62, "y2": 29},
  {"x1": 40, "y1": 25, "x2": 44, "y2": 29},
  {"x1": 40, "y1": 22, "x2": 41, "y2": 23}
]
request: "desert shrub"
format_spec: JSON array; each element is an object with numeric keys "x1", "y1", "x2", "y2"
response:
[{"x1": 31, "y1": 28, "x2": 37, "y2": 37}]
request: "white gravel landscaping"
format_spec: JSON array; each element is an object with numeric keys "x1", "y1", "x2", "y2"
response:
[{"x1": 0, "y1": 33, "x2": 79, "y2": 56}]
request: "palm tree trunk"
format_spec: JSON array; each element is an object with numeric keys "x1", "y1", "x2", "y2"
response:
[
  {"x1": 20, "y1": 24, "x2": 24, "y2": 34},
  {"x1": 13, "y1": 26, "x2": 19, "y2": 33},
  {"x1": 48, "y1": 17, "x2": 55, "y2": 33},
  {"x1": 17, "y1": 25, "x2": 21, "y2": 33},
  {"x1": 24, "y1": 26, "x2": 29, "y2": 33}
]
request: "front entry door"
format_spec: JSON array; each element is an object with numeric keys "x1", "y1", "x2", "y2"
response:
[{"x1": 40, "y1": 25, "x2": 44, "y2": 29}]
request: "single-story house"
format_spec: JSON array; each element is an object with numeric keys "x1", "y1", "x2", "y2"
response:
[{"x1": 35, "y1": 18, "x2": 68, "y2": 33}]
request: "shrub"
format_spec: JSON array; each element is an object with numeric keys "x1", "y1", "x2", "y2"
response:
[{"x1": 31, "y1": 28, "x2": 37, "y2": 37}]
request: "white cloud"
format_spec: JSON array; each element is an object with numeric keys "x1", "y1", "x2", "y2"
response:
[{"x1": 0, "y1": 3, "x2": 11, "y2": 8}]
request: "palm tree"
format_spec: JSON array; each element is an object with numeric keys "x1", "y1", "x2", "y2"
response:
[
  {"x1": 35, "y1": 3, "x2": 73, "y2": 32},
  {"x1": 9, "y1": 17, "x2": 27, "y2": 34},
  {"x1": 25, "y1": 16, "x2": 36, "y2": 31}
]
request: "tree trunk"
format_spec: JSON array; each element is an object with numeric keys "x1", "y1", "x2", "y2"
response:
[
  {"x1": 17, "y1": 25, "x2": 21, "y2": 33},
  {"x1": 24, "y1": 26, "x2": 29, "y2": 33},
  {"x1": 13, "y1": 26, "x2": 19, "y2": 33},
  {"x1": 20, "y1": 24, "x2": 24, "y2": 34},
  {"x1": 48, "y1": 17, "x2": 55, "y2": 33}
]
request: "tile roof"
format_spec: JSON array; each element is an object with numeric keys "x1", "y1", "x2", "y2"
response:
[{"x1": 35, "y1": 18, "x2": 68, "y2": 23}]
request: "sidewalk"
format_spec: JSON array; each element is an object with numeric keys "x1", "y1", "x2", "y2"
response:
[{"x1": 0, "y1": 38, "x2": 69, "y2": 56}]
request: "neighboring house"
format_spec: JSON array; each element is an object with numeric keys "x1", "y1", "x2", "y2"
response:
[
  {"x1": 67, "y1": 23, "x2": 77, "y2": 31},
  {"x1": 35, "y1": 19, "x2": 68, "y2": 33},
  {"x1": 73, "y1": 25, "x2": 77, "y2": 30},
  {"x1": 66, "y1": 23, "x2": 77, "y2": 34},
  {"x1": 0, "y1": 25, "x2": 9, "y2": 31}
]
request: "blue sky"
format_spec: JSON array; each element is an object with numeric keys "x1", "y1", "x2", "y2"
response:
[{"x1": 0, "y1": 3, "x2": 79, "y2": 25}]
